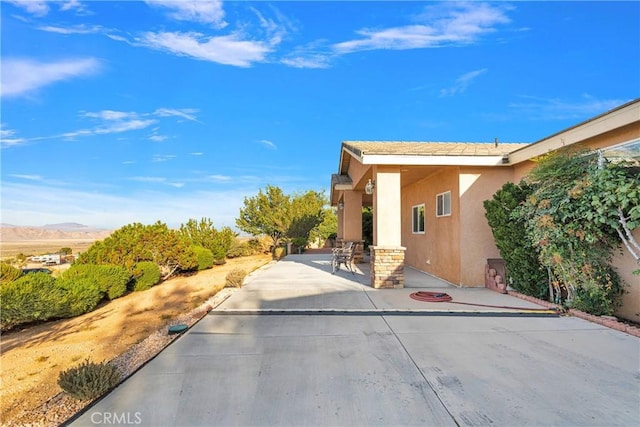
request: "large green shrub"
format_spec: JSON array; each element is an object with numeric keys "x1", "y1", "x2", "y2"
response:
[
  {"x1": 56, "y1": 277, "x2": 103, "y2": 317},
  {"x1": 132, "y1": 261, "x2": 161, "y2": 291},
  {"x1": 1, "y1": 262, "x2": 22, "y2": 283},
  {"x1": 569, "y1": 265, "x2": 622, "y2": 315},
  {"x1": 77, "y1": 221, "x2": 197, "y2": 280},
  {"x1": 58, "y1": 359, "x2": 121, "y2": 401},
  {"x1": 192, "y1": 246, "x2": 214, "y2": 270},
  {"x1": 64, "y1": 264, "x2": 130, "y2": 300},
  {"x1": 517, "y1": 149, "x2": 631, "y2": 314},
  {"x1": 0, "y1": 273, "x2": 67, "y2": 331},
  {"x1": 484, "y1": 181, "x2": 548, "y2": 299}
]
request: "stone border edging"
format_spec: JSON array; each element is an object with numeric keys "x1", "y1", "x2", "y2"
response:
[{"x1": 507, "y1": 290, "x2": 640, "y2": 338}]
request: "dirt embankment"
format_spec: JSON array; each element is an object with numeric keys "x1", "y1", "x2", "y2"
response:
[{"x1": 0, "y1": 254, "x2": 272, "y2": 426}]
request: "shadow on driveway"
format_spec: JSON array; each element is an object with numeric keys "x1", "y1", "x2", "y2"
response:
[{"x1": 70, "y1": 254, "x2": 640, "y2": 427}]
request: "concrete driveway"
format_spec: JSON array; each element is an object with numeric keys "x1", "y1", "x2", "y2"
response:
[{"x1": 70, "y1": 255, "x2": 640, "y2": 427}]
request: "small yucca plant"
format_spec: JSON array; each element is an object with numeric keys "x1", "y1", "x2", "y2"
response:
[
  {"x1": 225, "y1": 268, "x2": 247, "y2": 288},
  {"x1": 58, "y1": 359, "x2": 121, "y2": 401}
]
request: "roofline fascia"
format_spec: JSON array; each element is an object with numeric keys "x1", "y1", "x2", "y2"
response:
[
  {"x1": 509, "y1": 99, "x2": 640, "y2": 164},
  {"x1": 360, "y1": 154, "x2": 509, "y2": 166}
]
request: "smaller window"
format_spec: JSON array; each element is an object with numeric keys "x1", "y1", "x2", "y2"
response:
[
  {"x1": 412, "y1": 204, "x2": 425, "y2": 233},
  {"x1": 436, "y1": 191, "x2": 451, "y2": 217}
]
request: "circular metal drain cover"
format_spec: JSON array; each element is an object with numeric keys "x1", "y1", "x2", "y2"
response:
[{"x1": 168, "y1": 324, "x2": 188, "y2": 334}]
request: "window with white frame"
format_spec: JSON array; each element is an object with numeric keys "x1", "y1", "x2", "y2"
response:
[
  {"x1": 436, "y1": 191, "x2": 451, "y2": 217},
  {"x1": 412, "y1": 204, "x2": 425, "y2": 233}
]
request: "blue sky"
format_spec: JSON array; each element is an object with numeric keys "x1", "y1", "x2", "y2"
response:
[{"x1": 1, "y1": 1, "x2": 639, "y2": 230}]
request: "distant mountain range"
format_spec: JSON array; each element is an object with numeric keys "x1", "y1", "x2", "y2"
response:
[{"x1": 0, "y1": 223, "x2": 112, "y2": 241}]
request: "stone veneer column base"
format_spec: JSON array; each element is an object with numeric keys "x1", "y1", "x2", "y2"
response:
[{"x1": 370, "y1": 246, "x2": 406, "y2": 289}]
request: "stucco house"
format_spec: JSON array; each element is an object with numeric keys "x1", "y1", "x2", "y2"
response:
[{"x1": 330, "y1": 99, "x2": 640, "y2": 322}]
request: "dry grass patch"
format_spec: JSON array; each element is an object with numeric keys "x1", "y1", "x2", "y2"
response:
[{"x1": 0, "y1": 254, "x2": 272, "y2": 425}]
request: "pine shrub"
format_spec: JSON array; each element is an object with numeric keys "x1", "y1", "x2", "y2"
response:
[
  {"x1": 58, "y1": 359, "x2": 121, "y2": 401},
  {"x1": 64, "y1": 264, "x2": 130, "y2": 300},
  {"x1": 0, "y1": 262, "x2": 22, "y2": 283},
  {"x1": 225, "y1": 268, "x2": 247, "y2": 288},
  {"x1": 132, "y1": 261, "x2": 161, "y2": 291},
  {"x1": 56, "y1": 277, "x2": 103, "y2": 317},
  {"x1": 0, "y1": 273, "x2": 67, "y2": 331},
  {"x1": 192, "y1": 246, "x2": 214, "y2": 270}
]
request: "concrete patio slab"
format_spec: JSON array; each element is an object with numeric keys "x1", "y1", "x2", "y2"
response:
[{"x1": 69, "y1": 254, "x2": 640, "y2": 427}]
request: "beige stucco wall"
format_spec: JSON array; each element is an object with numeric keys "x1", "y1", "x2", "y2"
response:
[
  {"x1": 401, "y1": 167, "x2": 461, "y2": 284},
  {"x1": 346, "y1": 156, "x2": 370, "y2": 189},
  {"x1": 613, "y1": 229, "x2": 640, "y2": 323},
  {"x1": 459, "y1": 167, "x2": 515, "y2": 286}
]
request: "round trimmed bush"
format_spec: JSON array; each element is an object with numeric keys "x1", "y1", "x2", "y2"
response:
[
  {"x1": 64, "y1": 264, "x2": 130, "y2": 300},
  {"x1": 56, "y1": 277, "x2": 103, "y2": 317},
  {"x1": 0, "y1": 273, "x2": 66, "y2": 330},
  {"x1": 192, "y1": 246, "x2": 214, "y2": 270},
  {"x1": 132, "y1": 261, "x2": 161, "y2": 291}
]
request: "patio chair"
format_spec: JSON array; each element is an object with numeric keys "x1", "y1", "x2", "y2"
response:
[{"x1": 331, "y1": 241, "x2": 356, "y2": 274}]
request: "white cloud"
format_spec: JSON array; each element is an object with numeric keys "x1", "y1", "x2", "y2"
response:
[
  {"x1": 95, "y1": 119, "x2": 158, "y2": 134},
  {"x1": 154, "y1": 108, "x2": 199, "y2": 122},
  {"x1": 259, "y1": 139, "x2": 277, "y2": 150},
  {"x1": 84, "y1": 110, "x2": 138, "y2": 121},
  {"x1": 138, "y1": 31, "x2": 272, "y2": 67},
  {"x1": 6, "y1": 0, "x2": 50, "y2": 16},
  {"x1": 1, "y1": 57, "x2": 100, "y2": 98},
  {"x1": 59, "y1": 0, "x2": 86, "y2": 13},
  {"x1": 281, "y1": 55, "x2": 332, "y2": 69},
  {"x1": 129, "y1": 176, "x2": 167, "y2": 183},
  {"x1": 9, "y1": 174, "x2": 43, "y2": 181},
  {"x1": 333, "y1": 2, "x2": 510, "y2": 54},
  {"x1": 208, "y1": 174, "x2": 232, "y2": 182},
  {"x1": 37, "y1": 24, "x2": 102, "y2": 34},
  {"x1": 7, "y1": 0, "x2": 89, "y2": 16},
  {"x1": 5, "y1": 107, "x2": 197, "y2": 147},
  {"x1": 0, "y1": 126, "x2": 27, "y2": 148},
  {"x1": 440, "y1": 68, "x2": 487, "y2": 97},
  {"x1": 152, "y1": 154, "x2": 176, "y2": 162},
  {"x1": 146, "y1": 0, "x2": 227, "y2": 29},
  {"x1": 191, "y1": 152, "x2": 204, "y2": 156},
  {"x1": 149, "y1": 134, "x2": 169, "y2": 142},
  {"x1": 508, "y1": 95, "x2": 630, "y2": 121}
]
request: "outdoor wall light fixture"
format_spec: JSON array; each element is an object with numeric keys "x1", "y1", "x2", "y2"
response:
[
  {"x1": 364, "y1": 179, "x2": 375, "y2": 195},
  {"x1": 338, "y1": 201, "x2": 344, "y2": 210}
]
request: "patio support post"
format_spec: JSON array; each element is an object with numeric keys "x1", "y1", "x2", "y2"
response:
[
  {"x1": 343, "y1": 190, "x2": 363, "y2": 242},
  {"x1": 370, "y1": 168, "x2": 406, "y2": 288}
]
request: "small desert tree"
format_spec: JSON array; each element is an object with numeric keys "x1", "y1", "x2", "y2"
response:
[
  {"x1": 236, "y1": 185, "x2": 292, "y2": 248},
  {"x1": 179, "y1": 218, "x2": 237, "y2": 263},
  {"x1": 236, "y1": 186, "x2": 329, "y2": 250}
]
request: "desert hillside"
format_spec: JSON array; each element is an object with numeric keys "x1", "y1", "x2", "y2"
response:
[
  {"x1": 0, "y1": 224, "x2": 112, "y2": 258},
  {"x1": 0, "y1": 224, "x2": 111, "y2": 241}
]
